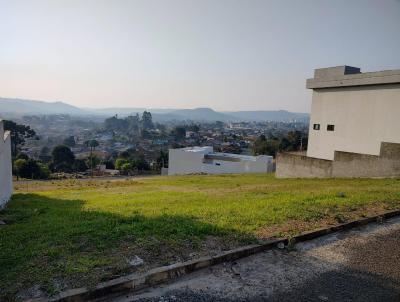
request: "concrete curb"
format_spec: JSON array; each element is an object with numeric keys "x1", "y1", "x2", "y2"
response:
[{"x1": 30, "y1": 209, "x2": 400, "y2": 302}]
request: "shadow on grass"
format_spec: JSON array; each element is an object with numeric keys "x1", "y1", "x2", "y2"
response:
[{"x1": 0, "y1": 193, "x2": 255, "y2": 301}]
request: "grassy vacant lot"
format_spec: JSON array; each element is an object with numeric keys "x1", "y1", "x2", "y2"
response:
[{"x1": 1, "y1": 174, "x2": 400, "y2": 300}]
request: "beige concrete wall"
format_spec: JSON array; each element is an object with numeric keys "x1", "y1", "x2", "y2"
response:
[
  {"x1": 332, "y1": 142, "x2": 400, "y2": 178},
  {"x1": 277, "y1": 142, "x2": 400, "y2": 178},
  {"x1": 0, "y1": 120, "x2": 13, "y2": 208},
  {"x1": 307, "y1": 84, "x2": 400, "y2": 160},
  {"x1": 276, "y1": 152, "x2": 332, "y2": 178}
]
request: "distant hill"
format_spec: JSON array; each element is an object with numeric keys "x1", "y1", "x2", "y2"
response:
[
  {"x1": 0, "y1": 98, "x2": 87, "y2": 115},
  {"x1": 227, "y1": 110, "x2": 309, "y2": 122},
  {"x1": 0, "y1": 97, "x2": 309, "y2": 122},
  {"x1": 159, "y1": 108, "x2": 236, "y2": 122},
  {"x1": 86, "y1": 107, "x2": 176, "y2": 116},
  {"x1": 152, "y1": 108, "x2": 308, "y2": 122}
]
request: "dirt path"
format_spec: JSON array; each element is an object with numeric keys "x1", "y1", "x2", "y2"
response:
[{"x1": 108, "y1": 217, "x2": 400, "y2": 302}]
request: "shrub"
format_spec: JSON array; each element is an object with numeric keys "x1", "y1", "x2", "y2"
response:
[
  {"x1": 14, "y1": 159, "x2": 50, "y2": 179},
  {"x1": 115, "y1": 158, "x2": 129, "y2": 170}
]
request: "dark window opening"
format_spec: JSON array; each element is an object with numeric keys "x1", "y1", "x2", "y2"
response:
[
  {"x1": 313, "y1": 124, "x2": 320, "y2": 130},
  {"x1": 327, "y1": 124, "x2": 335, "y2": 131}
]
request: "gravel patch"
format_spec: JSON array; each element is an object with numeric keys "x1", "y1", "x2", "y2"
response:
[{"x1": 108, "y1": 217, "x2": 400, "y2": 302}]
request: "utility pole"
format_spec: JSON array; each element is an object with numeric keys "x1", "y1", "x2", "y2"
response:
[
  {"x1": 90, "y1": 145, "x2": 93, "y2": 178},
  {"x1": 300, "y1": 136, "x2": 303, "y2": 151}
]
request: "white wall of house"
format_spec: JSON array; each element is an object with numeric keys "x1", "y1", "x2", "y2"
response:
[
  {"x1": 0, "y1": 120, "x2": 13, "y2": 208},
  {"x1": 202, "y1": 156, "x2": 273, "y2": 174},
  {"x1": 168, "y1": 147, "x2": 213, "y2": 175},
  {"x1": 307, "y1": 84, "x2": 400, "y2": 160},
  {"x1": 168, "y1": 147, "x2": 273, "y2": 175}
]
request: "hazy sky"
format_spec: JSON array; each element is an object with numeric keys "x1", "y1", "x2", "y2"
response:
[{"x1": 1, "y1": 0, "x2": 400, "y2": 112}]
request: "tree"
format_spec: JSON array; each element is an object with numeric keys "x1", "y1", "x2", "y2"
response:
[
  {"x1": 172, "y1": 126, "x2": 186, "y2": 140},
  {"x1": 16, "y1": 153, "x2": 29, "y2": 160},
  {"x1": 104, "y1": 115, "x2": 128, "y2": 132},
  {"x1": 52, "y1": 145, "x2": 75, "y2": 172},
  {"x1": 141, "y1": 111, "x2": 154, "y2": 130},
  {"x1": 252, "y1": 131, "x2": 308, "y2": 157},
  {"x1": 252, "y1": 135, "x2": 280, "y2": 156},
  {"x1": 85, "y1": 155, "x2": 100, "y2": 170},
  {"x1": 115, "y1": 158, "x2": 129, "y2": 170},
  {"x1": 14, "y1": 159, "x2": 27, "y2": 180},
  {"x1": 37, "y1": 163, "x2": 51, "y2": 179},
  {"x1": 85, "y1": 139, "x2": 99, "y2": 177},
  {"x1": 118, "y1": 150, "x2": 130, "y2": 159},
  {"x1": 187, "y1": 124, "x2": 200, "y2": 133},
  {"x1": 88, "y1": 139, "x2": 99, "y2": 149},
  {"x1": 104, "y1": 159, "x2": 115, "y2": 169},
  {"x1": 284, "y1": 131, "x2": 307, "y2": 151},
  {"x1": 14, "y1": 158, "x2": 49, "y2": 179},
  {"x1": 39, "y1": 146, "x2": 52, "y2": 163},
  {"x1": 63, "y1": 136, "x2": 76, "y2": 147},
  {"x1": 156, "y1": 150, "x2": 168, "y2": 169},
  {"x1": 126, "y1": 114, "x2": 140, "y2": 137},
  {"x1": 73, "y1": 159, "x2": 88, "y2": 172},
  {"x1": 133, "y1": 155, "x2": 150, "y2": 171},
  {"x1": 115, "y1": 158, "x2": 132, "y2": 175},
  {"x1": 121, "y1": 162, "x2": 133, "y2": 174},
  {"x1": 3, "y1": 120, "x2": 36, "y2": 157}
]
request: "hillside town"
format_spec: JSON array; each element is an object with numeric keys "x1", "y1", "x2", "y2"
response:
[{"x1": 1, "y1": 111, "x2": 308, "y2": 179}]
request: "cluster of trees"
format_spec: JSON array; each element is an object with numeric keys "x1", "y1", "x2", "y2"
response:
[
  {"x1": 5, "y1": 118, "x2": 159, "y2": 179},
  {"x1": 114, "y1": 149, "x2": 169, "y2": 174},
  {"x1": 171, "y1": 124, "x2": 200, "y2": 140},
  {"x1": 114, "y1": 149, "x2": 151, "y2": 175},
  {"x1": 104, "y1": 112, "x2": 203, "y2": 142},
  {"x1": 3, "y1": 120, "x2": 37, "y2": 157},
  {"x1": 13, "y1": 145, "x2": 88, "y2": 179},
  {"x1": 12, "y1": 141, "x2": 163, "y2": 179},
  {"x1": 3, "y1": 120, "x2": 47, "y2": 179},
  {"x1": 13, "y1": 153, "x2": 50, "y2": 179},
  {"x1": 12, "y1": 143, "x2": 108, "y2": 179},
  {"x1": 253, "y1": 131, "x2": 308, "y2": 156},
  {"x1": 104, "y1": 111, "x2": 154, "y2": 139},
  {"x1": 4, "y1": 120, "x2": 100, "y2": 179}
]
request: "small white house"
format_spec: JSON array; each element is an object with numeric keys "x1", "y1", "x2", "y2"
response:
[
  {"x1": 0, "y1": 120, "x2": 12, "y2": 208},
  {"x1": 168, "y1": 146, "x2": 273, "y2": 175}
]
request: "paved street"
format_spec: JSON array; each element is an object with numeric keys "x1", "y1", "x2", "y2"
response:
[{"x1": 109, "y1": 217, "x2": 400, "y2": 302}]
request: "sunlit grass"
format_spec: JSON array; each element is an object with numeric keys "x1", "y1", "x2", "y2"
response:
[{"x1": 1, "y1": 174, "x2": 399, "y2": 299}]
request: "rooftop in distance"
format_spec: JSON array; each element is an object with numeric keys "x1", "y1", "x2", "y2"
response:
[{"x1": 177, "y1": 146, "x2": 272, "y2": 162}]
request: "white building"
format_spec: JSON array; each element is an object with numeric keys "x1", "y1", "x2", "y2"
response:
[
  {"x1": 277, "y1": 66, "x2": 400, "y2": 178},
  {"x1": 306, "y1": 66, "x2": 400, "y2": 160},
  {"x1": 168, "y1": 146, "x2": 273, "y2": 175},
  {"x1": 0, "y1": 120, "x2": 12, "y2": 208}
]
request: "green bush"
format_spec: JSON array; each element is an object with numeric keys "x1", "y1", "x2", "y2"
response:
[
  {"x1": 115, "y1": 158, "x2": 129, "y2": 170},
  {"x1": 14, "y1": 158, "x2": 50, "y2": 179}
]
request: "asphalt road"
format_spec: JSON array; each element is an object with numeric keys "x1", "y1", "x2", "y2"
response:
[{"x1": 108, "y1": 216, "x2": 400, "y2": 302}]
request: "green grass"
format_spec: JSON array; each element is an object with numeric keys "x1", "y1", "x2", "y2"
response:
[{"x1": 1, "y1": 174, "x2": 400, "y2": 300}]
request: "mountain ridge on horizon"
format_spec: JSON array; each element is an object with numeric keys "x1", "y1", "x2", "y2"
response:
[{"x1": 0, "y1": 97, "x2": 309, "y2": 122}]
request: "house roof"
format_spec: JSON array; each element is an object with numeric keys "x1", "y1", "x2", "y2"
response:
[
  {"x1": 205, "y1": 152, "x2": 272, "y2": 162},
  {"x1": 306, "y1": 66, "x2": 400, "y2": 89}
]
